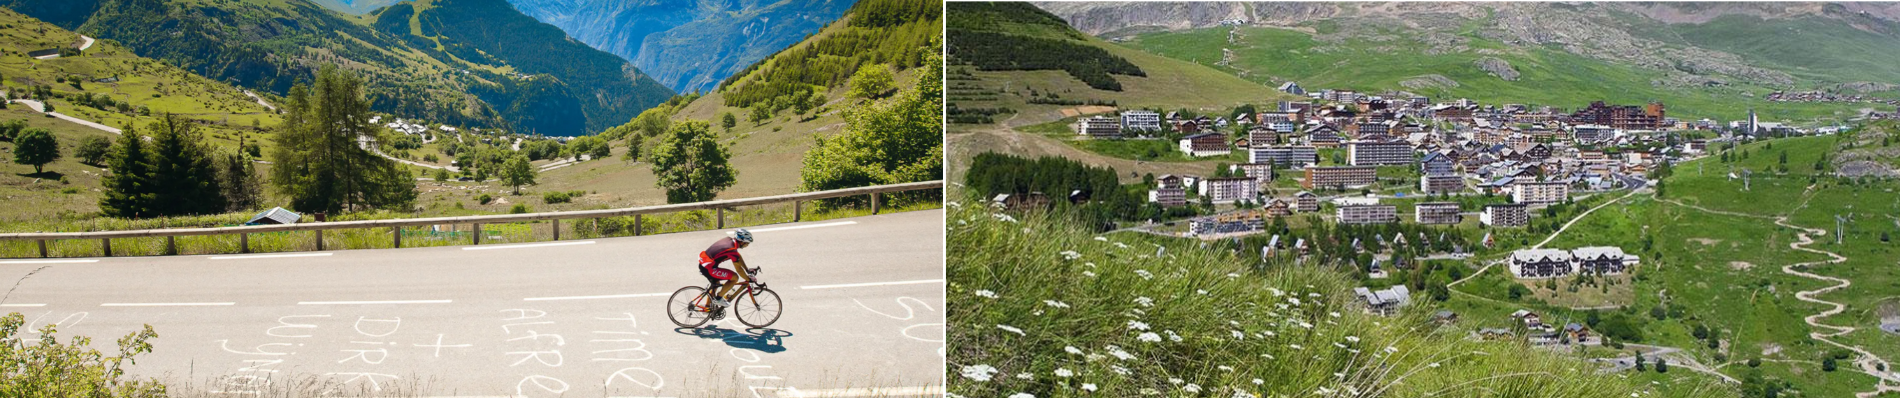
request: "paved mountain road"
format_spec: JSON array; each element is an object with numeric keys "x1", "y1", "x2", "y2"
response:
[{"x1": 0, "y1": 210, "x2": 945, "y2": 397}]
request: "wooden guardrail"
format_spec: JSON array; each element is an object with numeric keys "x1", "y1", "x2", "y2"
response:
[{"x1": 0, "y1": 180, "x2": 943, "y2": 257}]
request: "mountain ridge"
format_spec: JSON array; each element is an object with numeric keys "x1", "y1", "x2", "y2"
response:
[{"x1": 506, "y1": 0, "x2": 854, "y2": 95}]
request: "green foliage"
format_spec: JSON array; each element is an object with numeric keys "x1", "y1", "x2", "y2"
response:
[
  {"x1": 145, "y1": 114, "x2": 225, "y2": 216},
  {"x1": 1822, "y1": 357, "x2": 1837, "y2": 372},
  {"x1": 509, "y1": 203, "x2": 530, "y2": 214},
  {"x1": 75, "y1": 135, "x2": 113, "y2": 166},
  {"x1": 477, "y1": 193, "x2": 493, "y2": 205},
  {"x1": 216, "y1": 150, "x2": 262, "y2": 213},
  {"x1": 10, "y1": 127, "x2": 59, "y2": 173},
  {"x1": 649, "y1": 120, "x2": 735, "y2": 204},
  {"x1": 848, "y1": 64, "x2": 896, "y2": 99},
  {"x1": 268, "y1": 65, "x2": 417, "y2": 214},
  {"x1": 100, "y1": 126, "x2": 154, "y2": 218},
  {"x1": 719, "y1": 0, "x2": 939, "y2": 109},
  {"x1": 800, "y1": 49, "x2": 943, "y2": 209},
  {"x1": 0, "y1": 312, "x2": 165, "y2": 397},
  {"x1": 0, "y1": 119, "x2": 26, "y2": 141},
  {"x1": 542, "y1": 190, "x2": 586, "y2": 204},
  {"x1": 501, "y1": 155, "x2": 535, "y2": 195},
  {"x1": 719, "y1": 112, "x2": 737, "y2": 132}
]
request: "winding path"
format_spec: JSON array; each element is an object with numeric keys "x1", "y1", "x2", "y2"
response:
[
  {"x1": 7, "y1": 99, "x2": 122, "y2": 134},
  {"x1": 1669, "y1": 186, "x2": 1899, "y2": 395}
]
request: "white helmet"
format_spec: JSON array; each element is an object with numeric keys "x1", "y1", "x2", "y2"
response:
[{"x1": 729, "y1": 228, "x2": 754, "y2": 244}]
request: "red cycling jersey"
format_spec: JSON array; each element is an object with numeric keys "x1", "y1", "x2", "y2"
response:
[{"x1": 698, "y1": 237, "x2": 744, "y2": 281}]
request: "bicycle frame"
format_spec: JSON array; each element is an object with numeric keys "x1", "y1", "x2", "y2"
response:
[{"x1": 691, "y1": 267, "x2": 764, "y2": 312}]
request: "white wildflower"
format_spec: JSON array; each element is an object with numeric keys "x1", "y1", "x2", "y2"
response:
[
  {"x1": 993, "y1": 213, "x2": 1017, "y2": 223},
  {"x1": 1333, "y1": 342, "x2": 1347, "y2": 349},
  {"x1": 997, "y1": 324, "x2": 1025, "y2": 336},
  {"x1": 1329, "y1": 311, "x2": 1341, "y2": 318},
  {"x1": 1344, "y1": 336, "x2": 1360, "y2": 343},
  {"x1": 1082, "y1": 383, "x2": 1098, "y2": 392},
  {"x1": 1288, "y1": 344, "x2": 1304, "y2": 350},
  {"x1": 1233, "y1": 390, "x2": 1257, "y2": 398},
  {"x1": 1095, "y1": 236, "x2": 1108, "y2": 241},
  {"x1": 1007, "y1": 393, "x2": 1034, "y2": 398},
  {"x1": 1127, "y1": 320, "x2": 1150, "y2": 330},
  {"x1": 1083, "y1": 271, "x2": 1098, "y2": 277},
  {"x1": 975, "y1": 290, "x2": 998, "y2": 299},
  {"x1": 1137, "y1": 332, "x2": 1162, "y2": 342},
  {"x1": 1166, "y1": 330, "x2": 1182, "y2": 342},
  {"x1": 1134, "y1": 296, "x2": 1155, "y2": 307},
  {"x1": 1111, "y1": 365, "x2": 1131, "y2": 375},
  {"x1": 1287, "y1": 297, "x2": 1301, "y2": 306},
  {"x1": 1055, "y1": 368, "x2": 1074, "y2": 377},
  {"x1": 1218, "y1": 365, "x2": 1235, "y2": 372},
  {"x1": 1297, "y1": 321, "x2": 1314, "y2": 329},
  {"x1": 1316, "y1": 386, "x2": 1335, "y2": 395},
  {"x1": 1384, "y1": 346, "x2": 1399, "y2": 354},
  {"x1": 1197, "y1": 289, "x2": 1209, "y2": 295},
  {"x1": 1232, "y1": 330, "x2": 1245, "y2": 340},
  {"x1": 1169, "y1": 378, "x2": 1184, "y2": 385},
  {"x1": 1044, "y1": 300, "x2": 1071, "y2": 308},
  {"x1": 1060, "y1": 250, "x2": 1082, "y2": 260},
  {"x1": 1016, "y1": 372, "x2": 1033, "y2": 380},
  {"x1": 946, "y1": 201, "x2": 961, "y2": 209},
  {"x1": 1065, "y1": 346, "x2": 1084, "y2": 355},
  {"x1": 1086, "y1": 353, "x2": 1106, "y2": 361},
  {"x1": 1135, "y1": 269, "x2": 1154, "y2": 279},
  {"x1": 960, "y1": 364, "x2": 998, "y2": 382},
  {"x1": 1268, "y1": 287, "x2": 1285, "y2": 296},
  {"x1": 1227, "y1": 272, "x2": 1241, "y2": 278},
  {"x1": 1183, "y1": 384, "x2": 1202, "y2": 393},
  {"x1": 1253, "y1": 378, "x2": 1265, "y2": 385},
  {"x1": 1107, "y1": 346, "x2": 1135, "y2": 360},
  {"x1": 1114, "y1": 242, "x2": 1129, "y2": 249},
  {"x1": 1429, "y1": 362, "x2": 1441, "y2": 368}
]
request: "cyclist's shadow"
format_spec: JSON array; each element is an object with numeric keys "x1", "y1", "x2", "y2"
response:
[{"x1": 675, "y1": 326, "x2": 793, "y2": 353}]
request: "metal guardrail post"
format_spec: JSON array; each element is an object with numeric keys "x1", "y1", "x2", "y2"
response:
[
  {"x1": 717, "y1": 208, "x2": 725, "y2": 229},
  {"x1": 315, "y1": 230, "x2": 324, "y2": 251},
  {"x1": 552, "y1": 219, "x2": 560, "y2": 241},
  {"x1": 794, "y1": 201, "x2": 802, "y2": 222},
  {"x1": 393, "y1": 226, "x2": 402, "y2": 248},
  {"x1": 472, "y1": 223, "x2": 482, "y2": 245},
  {"x1": 101, "y1": 238, "x2": 111, "y2": 257},
  {"x1": 871, "y1": 193, "x2": 881, "y2": 215},
  {"x1": 37, "y1": 239, "x2": 47, "y2": 258},
  {"x1": 240, "y1": 233, "x2": 249, "y2": 253},
  {"x1": 166, "y1": 236, "x2": 176, "y2": 255},
  {"x1": 635, "y1": 215, "x2": 643, "y2": 236}
]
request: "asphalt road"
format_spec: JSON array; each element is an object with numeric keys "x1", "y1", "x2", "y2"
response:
[{"x1": 0, "y1": 210, "x2": 945, "y2": 397}]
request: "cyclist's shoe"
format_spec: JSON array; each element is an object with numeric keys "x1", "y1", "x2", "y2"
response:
[{"x1": 712, "y1": 297, "x2": 730, "y2": 308}]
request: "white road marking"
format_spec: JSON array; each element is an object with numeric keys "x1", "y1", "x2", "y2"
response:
[
  {"x1": 790, "y1": 386, "x2": 941, "y2": 397},
  {"x1": 523, "y1": 292, "x2": 671, "y2": 301},
  {"x1": 0, "y1": 303, "x2": 47, "y2": 307},
  {"x1": 749, "y1": 221, "x2": 856, "y2": 233},
  {"x1": 209, "y1": 253, "x2": 333, "y2": 260},
  {"x1": 462, "y1": 241, "x2": 596, "y2": 251},
  {"x1": 799, "y1": 279, "x2": 945, "y2": 290},
  {"x1": 299, "y1": 299, "x2": 453, "y2": 305},
  {"x1": 101, "y1": 302, "x2": 235, "y2": 307},
  {"x1": 0, "y1": 259, "x2": 99, "y2": 264}
]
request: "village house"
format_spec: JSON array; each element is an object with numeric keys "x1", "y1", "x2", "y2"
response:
[
  {"x1": 1512, "y1": 181, "x2": 1570, "y2": 204},
  {"x1": 1251, "y1": 145, "x2": 1319, "y2": 167},
  {"x1": 1179, "y1": 133, "x2": 1232, "y2": 157},
  {"x1": 1264, "y1": 199, "x2": 1293, "y2": 216},
  {"x1": 1346, "y1": 140, "x2": 1415, "y2": 166},
  {"x1": 1414, "y1": 202, "x2": 1462, "y2": 225},
  {"x1": 1200, "y1": 177, "x2": 1259, "y2": 204},
  {"x1": 1421, "y1": 174, "x2": 1466, "y2": 194},
  {"x1": 1337, "y1": 204, "x2": 1398, "y2": 225},
  {"x1": 1571, "y1": 124, "x2": 1616, "y2": 144},
  {"x1": 1509, "y1": 249, "x2": 1574, "y2": 278},
  {"x1": 1231, "y1": 163, "x2": 1274, "y2": 187},
  {"x1": 1420, "y1": 152, "x2": 1456, "y2": 175},
  {"x1": 1148, "y1": 186, "x2": 1186, "y2": 207},
  {"x1": 1074, "y1": 116, "x2": 1122, "y2": 139},
  {"x1": 1303, "y1": 166, "x2": 1379, "y2": 189},
  {"x1": 1308, "y1": 125, "x2": 1344, "y2": 147},
  {"x1": 1295, "y1": 191, "x2": 1319, "y2": 212},
  {"x1": 1278, "y1": 81, "x2": 1305, "y2": 95},
  {"x1": 1481, "y1": 203, "x2": 1530, "y2": 227},
  {"x1": 1571, "y1": 246, "x2": 1639, "y2": 275},
  {"x1": 1248, "y1": 125, "x2": 1281, "y2": 146},
  {"x1": 1354, "y1": 285, "x2": 1410, "y2": 316},
  {"x1": 1121, "y1": 110, "x2": 1162, "y2": 132}
]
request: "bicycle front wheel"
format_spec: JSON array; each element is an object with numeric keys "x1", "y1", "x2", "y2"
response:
[
  {"x1": 666, "y1": 286, "x2": 714, "y2": 328},
  {"x1": 734, "y1": 287, "x2": 783, "y2": 328}
]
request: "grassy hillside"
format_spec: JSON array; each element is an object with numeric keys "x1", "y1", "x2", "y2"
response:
[
  {"x1": 946, "y1": 3, "x2": 1300, "y2": 132},
  {"x1": 947, "y1": 199, "x2": 1734, "y2": 398},
  {"x1": 3, "y1": 0, "x2": 672, "y2": 136},
  {"x1": 1124, "y1": 25, "x2": 1870, "y2": 124}
]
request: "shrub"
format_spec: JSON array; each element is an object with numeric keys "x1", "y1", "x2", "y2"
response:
[
  {"x1": 542, "y1": 190, "x2": 586, "y2": 204},
  {"x1": 477, "y1": 194, "x2": 493, "y2": 205},
  {"x1": 0, "y1": 312, "x2": 165, "y2": 395},
  {"x1": 1747, "y1": 358, "x2": 1762, "y2": 368},
  {"x1": 509, "y1": 203, "x2": 530, "y2": 214}
]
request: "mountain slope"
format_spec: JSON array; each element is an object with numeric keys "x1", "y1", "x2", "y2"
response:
[
  {"x1": 1033, "y1": 2, "x2": 1900, "y2": 123},
  {"x1": 3, "y1": 0, "x2": 672, "y2": 136},
  {"x1": 506, "y1": 0, "x2": 854, "y2": 95}
]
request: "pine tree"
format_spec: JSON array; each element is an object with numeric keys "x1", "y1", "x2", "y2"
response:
[
  {"x1": 217, "y1": 150, "x2": 262, "y2": 212},
  {"x1": 268, "y1": 65, "x2": 416, "y2": 213},
  {"x1": 100, "y1": 126, "x2": 154, "y2": 218},
  {"x1": 145, "y1": 113, "x2": 225, "y2": 216}
]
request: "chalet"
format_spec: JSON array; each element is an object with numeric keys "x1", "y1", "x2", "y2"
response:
[
  {"x1": 1278, "y1": 81, "x2": 1305, "y2": 95},
  {"x1": 1420, "y1": 152, "x2": 1456, "y2": 175},
  {"x1": 1509, "y1": 249, "x2": 1574, "y2": 278},
  {"x1": 1354, "y1": 285, "x2": 1410, "y2": 316},
  {"x1": 1156, "y1": 174, "x2": 1185, "y2": 189},
  {"x1": 1264, "y1": 199, "x2": 1292, "y2": 216},
  {"x1": 1572, "y1": 246, "x2": 1638, "y2": 275},
  {"x1": 1307, "y1": 125, "x2": 1343, "y2": 147},
  {"x1": 1511, "y1": 309, "x2": 1548, "y2": 330},
  {"x1": 1148, "y1": 186, "x2": 1186, "y2": 207},
  {"x1": 1248, "y1": 126, "x2": 1281, "y2": 146},
  {"x1": 1295, "y1": 191, "x2": 1319, "y2": 212}
]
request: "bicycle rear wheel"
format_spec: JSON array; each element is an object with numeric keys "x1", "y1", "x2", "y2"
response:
[
  {"x1": 734, "y1": 287, "x2": 783, "y2": 328},
  {"x1": 666, "y1": 286, "x2": 714, "y2": 328}
]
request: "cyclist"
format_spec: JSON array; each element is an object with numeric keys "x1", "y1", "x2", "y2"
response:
[{"x1": 698, "y1": 228, "x2": 754, "y2": 315}]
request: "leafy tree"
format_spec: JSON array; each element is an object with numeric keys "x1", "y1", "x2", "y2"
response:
[
  {"x1": 100, "y1": 127, "x2": 154, "y2": 218},
  {"x1": 588, "y1": 138, "x2": 611, "y2": 159},
  {"x1": 268, "y1": 65, "x2": 416, "y2": 213},
  {"x1": 849, "y1": 64, "x2": 895, "y2": 99},
  {"x1": 1822, "y1": 357, "x2": 1837, "y2": 372},
  {"x1": 216, "y1": 150, "x2": 263, "y2": 212},
  {"x1": 799, "y1": 45, "x2": 942, "y2": 209},
  {"x1": 76, "y1": 135, "x2": 113, "y2": 166},
  {"x1": 501, "y1": 155, "x2": 535, "y2": 195},
  {"x1": 749, "y1": 103, "x2": 772, "y2": 125},
  {"x1": 649, "y1": 120, "x2": 735, "y2": 203},
  {"x1": 433, "y1": 168, "x2": 451, "y2": 181},
  {"x1": 12, "y1": 128, "x2": 59, "y2": 174},
  {"x1": 146, "y1": 114, "x2": 225, "y2": 216},
  {"x1": 719, "y1": 112, "x2": 737, "y2": 132}
]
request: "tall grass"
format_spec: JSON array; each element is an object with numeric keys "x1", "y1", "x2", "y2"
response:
[
  {"x1": 0, "y1": 199, "x2": 941, "y2": 258},
  {"x1": 946, "y1": 198, "x2": 1734, "y2": 398}
]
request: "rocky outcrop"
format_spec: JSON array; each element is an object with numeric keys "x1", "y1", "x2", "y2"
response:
[
  {"x1": 1400, "y1": 74, "x2": 1459, "y2": 90},
  {"x1": 1840, "y1": 81, "x2": 1899, "y2": 93},
  {"x1": 1474, "y1": 57, "x2": 1519, "y2": 81}
]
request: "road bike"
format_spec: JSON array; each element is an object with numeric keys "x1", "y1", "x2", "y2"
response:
[{"x1": 667, "y1": 266, "x2": 783, "y2": 328}]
